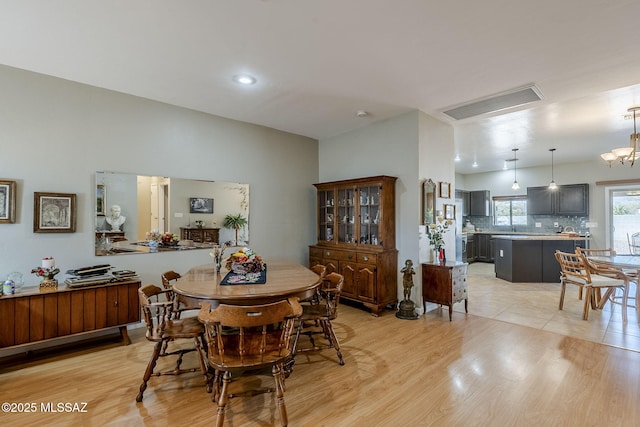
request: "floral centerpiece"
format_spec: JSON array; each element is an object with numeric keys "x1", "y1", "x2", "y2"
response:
[
  {"x1": 428, "y1": 216, "x2": 453, "y2": 250},
  {"x1": 31, "y1": 265, "x2": 60, "y2": 279},
  {"x1": 31, "y1": 257, "x2": 60, "y2": 289},
  {"x1": 146, "y1": 230, "x2": 180, "y2": 246},
  {"x1": 225, "y1": 247, "x2": 265, "y2": 274},
  {"x1": 209, "y1": 241, "x2": 233, "y2": 273}
]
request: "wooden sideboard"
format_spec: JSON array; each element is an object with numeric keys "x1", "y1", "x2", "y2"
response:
[
  {"x1": 0, "y1": 279, "x2": 141, "y2": 349},
  {"x1": 421, "y1": 262, "x2": 468, "y2": 321},
  {"x1": 180, "y1": 227, "x2": 220, "y2": 244}
]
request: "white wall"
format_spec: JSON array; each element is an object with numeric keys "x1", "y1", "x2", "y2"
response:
[
  {"x1": 320, "y1": 110, "x2": 455, "y2": 304},
  {"x1": 0, "y1": 65, "x2": 318, "y2": 287},
  {"x1": 456, "y1": 159, "x2": 639, "y2": 247}
]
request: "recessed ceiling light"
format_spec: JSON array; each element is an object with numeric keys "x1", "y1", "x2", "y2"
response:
[
  {"x1": 233, "y1": 74, "x2": 256, "y2": 85},
  {"x1": 472, "y1": 161, "x2": 478, "y2": 168},
  {"x1": 356, "y1": 110, "x2": 369, "y2": 117},
  {"x1": 454, "y1": 154, "x2": 461, "y2": 162}
]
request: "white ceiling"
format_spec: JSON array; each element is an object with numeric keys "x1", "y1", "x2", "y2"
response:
[{"x1": 2, "y1": 0, "x2": 640, "y2": 174}]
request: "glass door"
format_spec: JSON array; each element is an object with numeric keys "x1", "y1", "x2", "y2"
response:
[
  {"x1": 359, "y1": 185, "x2": 381, "y2": 246},
  {"x1": 609, "y1": 186, "x2": 640, "y2": 254},
  {"x1": 337, "y1": 187, "x2": 355, "y2": 243},
  {"x1": 318, "y1": 189, "x2": 334, "y2": 242}
]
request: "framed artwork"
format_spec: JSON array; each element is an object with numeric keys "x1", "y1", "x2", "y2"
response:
[
  {"x1": 96, "y1": 184, "x2": 106, "y2": 216},
  {"x1": 0, "y1": 180, "x2": 17, "y2": 224},
  {"x1": 34, "y1": 192, "x2": 77, "y2": 233},
  {"x1": 439, "y1": 181, "x2": 451, "y2": 199},
  {"x1": 444, "y1": 203, "x2": 456, "y2": 220},
  {"x1": 190, "y1": 197, "x2": 214, "y2": 214}
]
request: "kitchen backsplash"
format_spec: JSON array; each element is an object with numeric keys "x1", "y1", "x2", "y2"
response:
[{"x1": 464, "y1": 215, "x2": 590, "y2": 235}]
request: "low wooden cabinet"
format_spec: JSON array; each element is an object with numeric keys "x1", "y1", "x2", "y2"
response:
[
  {"x1": 421, "y1": 262, "x2": 468, "y2": 321},
  {"x1": 180, "y1": 227, "x2": 220, "y2": 244},
  {"x1": 310, "y1": 175, "x2": 398, "y2": 316},
  {"x1": 0, "y1": 280, "x2": 141, "y2": 349}
]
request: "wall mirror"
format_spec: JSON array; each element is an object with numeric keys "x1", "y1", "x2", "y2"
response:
[
  {"x1": 422, "y1": 179, "x2": 436, "y2": 225},
  {"x1": 95, "y1": 171, "x2": 249, "y2": 256}
]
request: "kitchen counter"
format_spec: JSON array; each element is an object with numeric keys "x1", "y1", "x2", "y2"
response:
[
  {"x1": 492, "y1": 234, "x2": 590, "y2": 241},
  {"x1": 494, "y1": 236, "x2": 588, "y2": 283}
]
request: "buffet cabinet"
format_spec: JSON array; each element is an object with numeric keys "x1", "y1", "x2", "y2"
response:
[
  {"x1": 0, "y1": 280, "x2": 140, "y2": 349},
  {"x1": 421, "y1": 262, "x2": 468, "y2": 321},
  {"x1": 309, "y1": 175, "x2": 398, "y2": 316},
  {"x1": 180, "y1": 227, "x2": 220, "y2": 244}
]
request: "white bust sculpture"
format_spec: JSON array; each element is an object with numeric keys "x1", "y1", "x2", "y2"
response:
[{"x1": 105, "y1": 204, "x2": 126, "y2": 231}]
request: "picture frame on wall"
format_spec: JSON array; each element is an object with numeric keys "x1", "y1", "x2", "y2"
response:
[
  {"x1": 0, "y1": 180, "x2": 16, "y2": 224},
  {"x1": 34, "y1": 192, "x2": 77, "y2": 233},
  {"x1": 96, "y1": 184, "x2": 106, "y2": 216},
  {"x1": 444, "y1": 203, "x2": 456, "y2": 220},
  {"x1": 190, "y1": 197, "x2": 214, "y2": 214},
  {"x1": 439, "y1": 181, "x2": 451, "y2": 199}
]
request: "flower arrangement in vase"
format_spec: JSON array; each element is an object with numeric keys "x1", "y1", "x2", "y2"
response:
[
  {"x1": 225, "y1": 247, "x2": 265, "y2": 274},
  {"x1": 146, "y1": 230, "x2": 180, "y2": 246},
  {"x1": 428, "y1": 217, "x2": 453, "y2": 261},
  {"x1": 210, "y1": 241, "x2": 233, "y2": 273},
  {"x1": 31, "y1": 257, "x2": 60, "y2": 289}
]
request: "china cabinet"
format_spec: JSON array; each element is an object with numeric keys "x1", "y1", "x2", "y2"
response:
[
  {"x1": 0, "y1": 279, "x2": 140, "y2": 349},
  {"x1": 309, "y1": 175, "x2": 397, "y2": 316}
]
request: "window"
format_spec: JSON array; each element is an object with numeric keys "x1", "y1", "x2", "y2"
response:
[{"x1": 493, "y1": 196, "x2": 527, "y2": 226}]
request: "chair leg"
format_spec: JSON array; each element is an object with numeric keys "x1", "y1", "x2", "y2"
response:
[
  {"x1": 194, "y1": 335, "x2": 211, "y2": 392},
  {"x1": 559, "y1": 282, "x2": 567, "y2": 310},
  {"x1": 322, "y1": 319, "x2": 345, "y2": 366},
  {"x1": 622, "y1": 281, "x2": 630, "y2": 323},
  {"x1": 137, "y1": 341, "x2": 162, "y2": 402},
  {"x1": 272, "y1": 364, "x2": 288, "y2": 427},
  {"x1": 215, "y1": 371, "x2": 231, "y2": 427},
  {"x1": 583, "y1": 287, "x2": 592, "y2": 320}
]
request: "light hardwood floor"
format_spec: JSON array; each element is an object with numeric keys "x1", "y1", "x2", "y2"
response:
[{"x1": 1, "y1": 263, "x2": 639, "y2": 426}]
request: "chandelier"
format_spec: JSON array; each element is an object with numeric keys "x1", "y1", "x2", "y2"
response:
[{"x1": 601, "y1": 106, "x2": 640, "y2": 167}]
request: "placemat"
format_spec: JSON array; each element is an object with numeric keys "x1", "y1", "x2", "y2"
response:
[{"x1": 220, "y1": 265, "x2": 267, "y2": 285}]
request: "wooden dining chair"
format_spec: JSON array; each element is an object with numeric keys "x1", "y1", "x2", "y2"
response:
[
  {"x1": 292, "y1": 272, "x2": 345, "y2": 365},
  {"x1": 161, "y1": 270, "x2": 181, "y2": 290},
  {"x1": 555, "y1": 250, "x2": 626, "y2": 320},
  {"x1": 303, "y1": 264, "x2": 327, "y2": 305},
  {"x1": 198, "y1": 298, "x2": 303, "y2": 427},
  {"x1": 136, "y1": 284, "x2": 209, "y2": 402}
]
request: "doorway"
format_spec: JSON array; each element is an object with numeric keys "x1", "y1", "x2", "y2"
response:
[{"x1": 609, "y1": 186, "x2": 640, "y2": 254}]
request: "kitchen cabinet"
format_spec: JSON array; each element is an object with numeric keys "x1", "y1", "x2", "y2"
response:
[
  {"x1": 421, "y1": 262, "x2": 468, "y2": 321},
  {"x1": 455, "y1": 190, "x2": 470, "y2": 216},
  {"x1": 310, "y1": 175, "x2": 398, "y2": 316},
  {"x1": 475, "y1": 234, "x2": 495, "y2": 262},
  {"x1": 527, "y1": 183, "x2": 589, "y2": 216},
  {"x1": 465, "y1": 238, "x2": 476, "y2": 263},
  {"x1": 470, "y1": 190, "x2": 490, "y2": 216}
]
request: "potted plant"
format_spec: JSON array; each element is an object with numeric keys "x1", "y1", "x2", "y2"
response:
[{"x1": 223, "y1": 213, "x2": 247, "y2": 246}]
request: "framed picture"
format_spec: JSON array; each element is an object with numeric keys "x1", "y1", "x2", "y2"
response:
[
  {"x1": 34, "y1": 192, "x2": 77, "y2": 233},
  {"x1": 444, "y1": 203, "x2": 456, "y2": 220},
  {"x1": 96, "y1": 184, "x2": 106, "y2": 216},
  {"x1": 190, "y1": 197, "x2": 214, "y2": 214},
  {"x1": 439, "y1": 181, "x2": 451, "y2": 199},
  {"x1": 0, "y1": 180, "x2": 17, "y2": 224}
]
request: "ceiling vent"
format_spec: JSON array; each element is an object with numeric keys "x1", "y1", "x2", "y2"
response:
[{"x1": 442, "y1": 84, "x2": 543, "y2": 120}]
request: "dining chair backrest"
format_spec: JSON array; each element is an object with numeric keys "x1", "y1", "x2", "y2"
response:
[
  {"x1": 198, "y1": 297, "x2": 303, "y2": 368},
  {"x1": 555, "y1": 250, "x2": 591, "y2": 284},
  {"x1": 575, "y1": 248, "x2": 622, "y2": 279}
]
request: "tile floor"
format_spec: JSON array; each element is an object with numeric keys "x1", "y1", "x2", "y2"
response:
[{"x1": 432, "y1": 262, "x2": 640, "y2": 353}]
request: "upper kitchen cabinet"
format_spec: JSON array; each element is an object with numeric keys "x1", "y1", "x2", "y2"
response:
[
  {"x1": 470, "y1": 190, "x2": 490, "y2": 216},
  {"x1": 455, "y1": 190, "x2": 470, "y2": 216},
  {"x1": 527, "y1": 183, "x2": 589, "y2": 216}
]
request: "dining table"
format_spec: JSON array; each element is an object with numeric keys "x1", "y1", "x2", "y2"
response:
[
  {"x1": 587, "y1": 255, "x2": 639, "y2": 315},
  {"x1": 172, "y1": 261, "x2": 320, "y2": 308}
]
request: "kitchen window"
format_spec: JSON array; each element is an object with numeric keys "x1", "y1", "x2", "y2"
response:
[{"x1": 493, "y1": 196, "x2": 527, "y2": 226}]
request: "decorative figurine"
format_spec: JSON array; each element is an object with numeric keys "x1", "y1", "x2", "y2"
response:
[{"x1": 396, "y1": 259, "x2": 419, "y2": 320}]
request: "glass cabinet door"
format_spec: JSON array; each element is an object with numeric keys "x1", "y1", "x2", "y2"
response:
[
  {"x1": 318, "y1": 189, "x2": 334, "y2": 242},
  {"x1": 359, "y1": 185, "x2": 382, "y2": 246},
  {"x1": 337, "y1": 187, "x2": 355, "y2": 243}
]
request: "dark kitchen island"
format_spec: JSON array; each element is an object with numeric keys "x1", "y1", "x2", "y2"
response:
[{"x1": 494, "y1": 235, "x2": 590, "y2": 283}]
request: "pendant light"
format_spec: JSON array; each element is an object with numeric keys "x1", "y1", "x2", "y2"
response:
[
  {"x1": 511, "y1": 148, "x2": 520, "y2": 190},
  {"x1": 548, "y1": 148, "x2": 558, "y2": 190}
]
